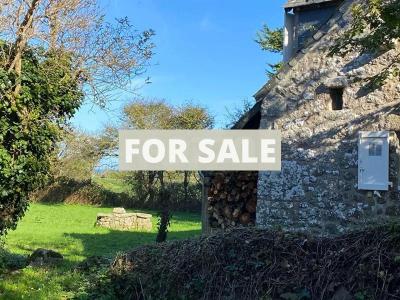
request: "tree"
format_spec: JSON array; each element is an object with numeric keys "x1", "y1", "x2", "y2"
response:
[
  {"x1": 0, "y1": 46, "x2": 82, "y2": 235},
  {"x1": 122, "y1": 99, "x2": 214, "y2": 207},
  {"x1": 255, "y1": 25, "x2": 284, "y2": 77},
  {"x1": 330, "y1": 0, "x2": 400, "y2": 87},
  {"x1": 174, "y1": 103, "x2": 214, "y2": 201},
  {"x1": 174, "y1": 103, "x2": 215, "y2": 130},
  {"x1": 123, "y1": 100, "x2": 170, "y2": 206},
  {"x1": 123, "y1": 99, "x2": 174, "y2": 204},
  {"x1": 256, "y1": 25, "x2": 284, "y2": 53},
  {"x1": 155, "y1": 188, "x2": 171, "y2": 243},
  {"x1": 0, "y1": 0, "x2": 154, "y2": 235},
  {"x1": 123, "y1": 99, "x2": 214, "y2": 130},
  {"x1": 51, "y1": 130, "x2": 113, "y2": 181},
  {"x1": 123, "y1": 99, "x2": 175, "y2": 130},
  {"x1": 0, "y1": 0, "x2": 155, "y2": 104}
]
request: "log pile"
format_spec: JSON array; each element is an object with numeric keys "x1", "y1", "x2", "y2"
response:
[{"x1": 207, "y1": 171, "x2": 258, "y2": 229}]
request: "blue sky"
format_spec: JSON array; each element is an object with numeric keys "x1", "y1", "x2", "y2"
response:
[{"x1": 72, "y1": 0, "x2": 286, "y2": 132}]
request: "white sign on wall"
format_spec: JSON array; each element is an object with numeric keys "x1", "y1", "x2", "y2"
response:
[{"x1": 358, "y1": 131, "x2": 390, "y2": 191}]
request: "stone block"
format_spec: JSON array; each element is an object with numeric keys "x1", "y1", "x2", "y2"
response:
[
  {"x1": 324, "y1": 76, "x2": 348, "y2": 88},
  {"x1": 96, "y1": 208, "x2": 152, "y2": 231},
  {"x1": 113, "y1": 207, "x2": 126, "y2": 214},
  {"x1": 313, "y1": 30, "x2": 324, "y2": 41}
]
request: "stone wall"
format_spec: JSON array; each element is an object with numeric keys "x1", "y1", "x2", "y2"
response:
[
  {"x1": 256, "y1": 0, "x2": 400, "y2": 235},
  {"x1": 96, "y1": 208, "x2": 152, "y2": 231}
]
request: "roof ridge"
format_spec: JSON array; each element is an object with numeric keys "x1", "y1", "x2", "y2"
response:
[
  {"x1": 285, "y1": 0, "x2": 337, "y2": 9},
  {"x1": 253, "y1": 0, "x2": 352, "y2": 100}
]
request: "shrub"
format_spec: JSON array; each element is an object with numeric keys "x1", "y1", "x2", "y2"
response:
[
  {"x1": 33, "y1": 176, "x2": 202, "y2": 212},
  {"x1": 110, "y1": 225, "x2": 400, "y2": 299},
  {"x1": 31, "y1": 177, "x2": 121, "y2": 206},
  {"x1": 0, "y1": 245, "x2": 27, "y2": 272},
  {"x1": 124, "y1": 172, "x2": 202, "y2": 212}
]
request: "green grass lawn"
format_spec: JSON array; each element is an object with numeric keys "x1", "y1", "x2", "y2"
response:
[
  {"x1": 0, "y1": 203, "x2": 201, "y2": 299},
  {"x1": 92, "y1": 173, "x2": 129, "y2": 194}
]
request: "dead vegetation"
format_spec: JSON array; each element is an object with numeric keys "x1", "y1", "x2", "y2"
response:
[{"x1": 110, "y1": 225, "x2": 400, "y2": 299}]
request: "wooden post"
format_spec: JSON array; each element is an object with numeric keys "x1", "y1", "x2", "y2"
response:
[{"x1": 200, "y1": 172, "x2": 211, "y2": 234}]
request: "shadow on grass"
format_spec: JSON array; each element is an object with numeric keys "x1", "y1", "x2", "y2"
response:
[
  {"x1": 0, "y1": 229, "x2": 201, "y2": 299},
  {"x1": 64, "y1": 229, "x2": 201, "y2": 259},
  {"x1": 0, "y1": 248, "x2": 27, "y2": 273}
]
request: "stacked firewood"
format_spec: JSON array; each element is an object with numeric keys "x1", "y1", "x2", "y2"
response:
[{"x1": 207, "y1": 171, "x2": 258, "y2": 229}]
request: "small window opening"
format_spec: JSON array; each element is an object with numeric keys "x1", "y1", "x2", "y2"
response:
[{"x1": 329, "y1": 88, "x2": 344, "y2": 110}]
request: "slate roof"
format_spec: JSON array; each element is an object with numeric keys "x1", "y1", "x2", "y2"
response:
[
  {"x1": 284, "y1": 0, "x2": 336, "y2": 8},
  {"x1": 232, "y1": 101, "x2": 261, "y2": 129}
]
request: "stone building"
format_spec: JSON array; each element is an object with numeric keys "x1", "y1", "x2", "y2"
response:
[{"x1": 203, "y1": 0, "x2": 400, "y2": 235}]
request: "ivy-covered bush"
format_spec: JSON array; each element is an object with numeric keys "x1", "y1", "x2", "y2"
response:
[{"x1": 0, "y1": 47, "x2": 82, "y2": 235}]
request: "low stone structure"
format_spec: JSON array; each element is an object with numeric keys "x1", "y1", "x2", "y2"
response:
[{"x1": 96, "y1": 208, "x2": 152, "y2": 231}]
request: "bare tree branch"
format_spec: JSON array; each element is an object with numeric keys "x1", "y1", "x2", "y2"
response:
[{"x1": 0, "y1": 0, "x2": 155, "y2": 104}]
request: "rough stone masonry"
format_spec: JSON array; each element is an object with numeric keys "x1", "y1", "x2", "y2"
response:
[
  {"x1": 256, "y1": 0, "x2": 400, "y2": 235},
  {"x1": 96, "y1": 208, "x2": 152, "y2": 231},
  {"x1": 202, "y1": 0, "x2": 400, "y2": 235}
]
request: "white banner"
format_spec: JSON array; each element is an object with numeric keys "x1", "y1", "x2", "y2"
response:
[{"x1": 119, "y1": 130, "x2": 281, "y2": 171}]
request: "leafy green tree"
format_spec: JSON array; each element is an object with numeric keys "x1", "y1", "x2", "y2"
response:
[
  {"x1": 256, "y1": 25, "x2": 284, "y2": 53},
  {"x1": 123, "y1": 99, "x2": 175, "y2": 130},
  {"x1": 51, "y1": 130, "x2": 112, "y2": 181},
  {"x1": 174, "y1": 103, "x2": 214, "y2": 200},
  {"x1": 123, "y1": 99, "x2": 170, "y2": 202},
  {"x1": 122, "y1": 99, "x2": 174, "y2": 205},
  {"x1": 0, "y1": 47, "x2": 82, "y2": 235},
  {"x1": 255, "y1": 25, "x2": 284, "y2": 77},
  {"x1": 174, "y1": 103, "x2": 214, "y2": 130},
  {"x1": 0, "y1": 0, "x2": 154, "y2": 235},
  {"x1": 122, "y1": 99, "x2": 214, "y2": 207},
  {"x1": 330, "y1": 0, "x2": 399, "y2": 86}
]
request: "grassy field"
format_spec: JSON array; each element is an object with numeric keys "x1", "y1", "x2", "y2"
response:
[
  {"x1": 92, "y1": 172, "x2": 129, "y2": 194},
  {"x1": 0, "y1": 203, "x2": 201, "y2": 299}
]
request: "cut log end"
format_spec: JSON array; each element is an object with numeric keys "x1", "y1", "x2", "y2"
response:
[{"x1": 207, "y1": 171, "x2": 258, "y2": 229}]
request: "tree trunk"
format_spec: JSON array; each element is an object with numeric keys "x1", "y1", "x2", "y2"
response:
[
  {"x1": 183, "y1": 171, "x2": 189, "y2": 201},
  {"x1": 156, "y1": 188, "x2": 171, "y2": 243},
  {"x1": 158, "y1": 171, "x2": 164, "y2": 190},
  {"x1": 146, "y1": 171, "x2": 157, "y2": 204},
  {"x1": 8, "y1": 0, "x2": 41, "y2": 96}
]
